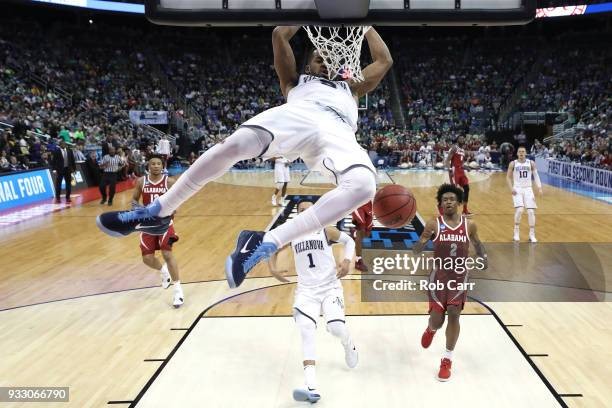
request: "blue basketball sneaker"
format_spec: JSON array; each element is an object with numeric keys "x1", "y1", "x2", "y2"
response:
[
  {"x1": 293, "y1": 388, "x2": 321, "y2": 403},
  {"x1": 225, "y1": 230, "x2": 277, "y2": 288},
  {"x1": 96, "y1": 200, "x2": 171, "y2": 237}
]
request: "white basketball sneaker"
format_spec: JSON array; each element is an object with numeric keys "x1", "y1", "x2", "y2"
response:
[
  {"x1": 343, "y1": 339, "x2": 359, "y2": 369},
  {"x1": 160, "y1": 264, "x2": 171, "y2": 289},
  {"x1": 173, "y1": 285, "x2": 184, "y2": 308},
  {"x1": 529, "y1": 230, "x2": 537, "y2": 243},
  {"x1": 271, "y1": 195, "x2": 277, "y2": 206},
  {"x1": 513, "y1": 228, "x2": 520, "y2": 242},
  {"x1": 293, "y1": 388, "x2": 320, "y2": 403}
]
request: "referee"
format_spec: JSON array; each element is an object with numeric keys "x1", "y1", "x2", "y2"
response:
[{"x1": 99, "y1": 146, "x2": 125, "y2": 206}]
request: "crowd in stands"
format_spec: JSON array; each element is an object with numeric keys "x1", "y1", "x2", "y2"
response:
[
  {"x1": 0, "y1": 18, "x2": 179, "y2": 175},
  {"x1": 0, "y1": 13, "x2": 609, "y2": 176}
]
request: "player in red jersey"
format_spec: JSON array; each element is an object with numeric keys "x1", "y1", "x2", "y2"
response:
[
  {"x1": 132, "y1": 154, "x2": 184, "y2": 308},
  {"x1": 444, "y1": 137, "x2": 472, "y2": 216},
  {"x1": 351, "y1": 201, "x2": 373, "y2": 272},
  {"x1": 413, "y1": 184, "x2": 487, "y2": 381}
]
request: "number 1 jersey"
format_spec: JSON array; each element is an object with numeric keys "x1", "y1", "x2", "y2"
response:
[{"x1": 291, "y1": 229, "x2": 338, "y2": 288}]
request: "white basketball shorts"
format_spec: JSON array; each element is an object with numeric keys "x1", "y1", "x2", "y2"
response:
[
  {"x1": 293, "y1": 280, "x2": 346, "y2": 326},
  {"x1": 513, "y1": 186, "x2": 537, "y2": 209},
  {"x1": 240, "y1": 100, "x2": 374, "y2": 183},
  {"x1": 274, "y1": 164, "x2": 290, "y2": 184}
]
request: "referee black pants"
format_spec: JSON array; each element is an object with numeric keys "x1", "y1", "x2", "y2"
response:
[{"x1": 99, "y1": 172, "x2": 118, "y2": 203}]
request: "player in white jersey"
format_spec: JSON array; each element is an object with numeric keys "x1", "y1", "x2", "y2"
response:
[
  {"x1": 268, "y1": 199, "x2": 358, "y2": 404},
  {"x1": 506, "y1": 146, "x2": 543, "y2": 242},
  {"x1": 97, "y1": 26, "x2": 393, "y2": 291},
  {"x1": 271, "y1": 156, "x2": 291, "y2": 206}
]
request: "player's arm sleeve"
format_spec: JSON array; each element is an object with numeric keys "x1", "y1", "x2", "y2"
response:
[
  {"x1": 336, "y1": 231, "x2": 355, "y2": 261},
  {"x1": 325, "y1": 227, "x2": 355, "y2": 261},
  {"x1": 532, "y1": 161, "x2": 542, "y2": 189}
]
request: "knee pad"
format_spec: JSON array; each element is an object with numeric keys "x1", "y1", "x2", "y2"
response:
[
  {"x1": 295, "y1": 311, "x2": 317, "y2": 334},
  {"x1": 339, "y1": 166, "x2": 376, "y2": 203},
  {"x1": 326, "y1": 320, "x2": 347, "y2": 339},
  {"x1": 295, "y1": 312, "x2": 317, "y2": 360}
]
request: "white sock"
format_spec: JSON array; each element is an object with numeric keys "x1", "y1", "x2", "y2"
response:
[
  {"x1": 356, "y1": 256, "x2": 362, "y2": 261},
  {"x1": 264, "y1": 167, "x2": 375, "y2": 248},
  {"x1": 173, "y1": 281, "x2": 182, "y2": 291},
  {"x1": 157, "y1": 127, "x2": 270, "y2": 217},
  {"x1": 444, "y1": 349, "x2": 453, "y2": 360},
  {"x1": 304, "y1": 365, "x2": 317, "y2": 390}
]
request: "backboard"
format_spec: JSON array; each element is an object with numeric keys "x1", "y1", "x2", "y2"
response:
[{"x1": 146, "y1": 0, "x2": 536, "y2": 27}]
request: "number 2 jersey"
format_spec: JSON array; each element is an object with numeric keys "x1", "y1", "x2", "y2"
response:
[
  {"x1": 432, "y1": 215, "x2": 470, "y2": 275},
  {"x1": 291, "y1": 229, "x2": 338, "y2": 288},
  {"x1": 142, "y1": 175, "x2": 168, "y2": 206}
]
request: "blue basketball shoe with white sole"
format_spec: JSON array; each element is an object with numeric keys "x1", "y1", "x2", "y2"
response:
[
  {"x1": 96, "y1": 200, "x2": 171, "y2": 237},
  {"x1": 225, "y1": 230, "x2": 278, "y2": 288}
]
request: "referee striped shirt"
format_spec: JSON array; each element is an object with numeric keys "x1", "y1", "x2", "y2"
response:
[{"x1": 100, "y1": 154, "x2": 125, "y2": 173}]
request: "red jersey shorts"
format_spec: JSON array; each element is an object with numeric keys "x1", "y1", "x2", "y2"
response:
[
  {"x1": 428, "y1": 269, "x2": 469, "y2": 314},
  {"x1": 140, "y1": 225, "x2": 179, "y2": 255},
  {"x1": 352, "y1": 201, "x2": 373, "y2": 234}
]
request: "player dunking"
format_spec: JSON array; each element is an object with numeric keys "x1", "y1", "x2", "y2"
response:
[
  {"x1": 506, "y1": 146, "x2": 542, "y2": 242},
  {"x1": 413, "y1": 184, "x2": 487, "y2": 381},
  {"x1": 351, "y1": 200, "x2": 373, "y2": 272},
  {"x1": 271, "y1": 156, "x2": 290, "y2": 206},
  {"x1": 132, "y1": 154, "x2": 184, "y2": 307},
  {"x1": 97, "y1": 26, "x2": 393, "y2": 290},
  {"x1": 268, "y1": 199, "x2": 358, "y2": 403},
  {"x1": 444, "y1": 137, "x2": 472, "y2": 216}
]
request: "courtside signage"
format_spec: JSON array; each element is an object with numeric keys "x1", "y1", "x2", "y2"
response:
[
  {"x1": 0, "y1": 169, "x2": 55, "y2": 212},
  {"x1": 536, "y1": 158, "x2": 612, "y2": 192}
]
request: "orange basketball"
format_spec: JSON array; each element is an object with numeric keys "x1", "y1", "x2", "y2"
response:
[{"x1": 373, "y1": 184, "x2": 417, "y2": 228}]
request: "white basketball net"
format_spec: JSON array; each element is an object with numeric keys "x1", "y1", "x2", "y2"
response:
[{"x1": 303, "y1": 26, "x2": 370, "y2": 83}]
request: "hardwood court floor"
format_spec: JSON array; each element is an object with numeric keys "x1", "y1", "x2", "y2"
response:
[{"x1": 0, "y1": 171, "x2": 610, "y2": 407}]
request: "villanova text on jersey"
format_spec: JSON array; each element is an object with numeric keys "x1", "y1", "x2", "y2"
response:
[{"x1": 293, "y1": 239, "x2": 326, "y2": 254}]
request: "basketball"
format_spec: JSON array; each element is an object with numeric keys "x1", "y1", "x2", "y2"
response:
[{"x1": 373, "y1": 184, "x2": 417, "y2": 228}]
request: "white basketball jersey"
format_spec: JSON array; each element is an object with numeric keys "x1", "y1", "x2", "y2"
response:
[
  {"x1": 513, "y1": 159, "x2": 533, "y2": 188},
  {"x1": 291, "y1": 229, "x2": 337, "y2": 288},
  {"x1": 274, "y1": 157, "x2": 289, "y2": 169},
  {"x1": 288, "y1": 75, "x2": 358, "y2": 132}
]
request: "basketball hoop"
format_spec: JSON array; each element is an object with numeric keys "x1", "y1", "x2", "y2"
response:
[{"x1": 303, "y1": 26, "x2": 370, "y2": 83}]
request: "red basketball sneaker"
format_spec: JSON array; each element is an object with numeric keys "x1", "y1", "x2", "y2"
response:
[
  {"x1": 421, "y1": 327, "x2": 436, "y2": 349},
  {"x1": 437, "y1": 358, "x2": 452, "y2": 382}
]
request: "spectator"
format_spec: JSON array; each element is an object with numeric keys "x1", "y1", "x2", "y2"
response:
[{"x1": 51, "y1": 139, "x2": 76, "y2": 204}]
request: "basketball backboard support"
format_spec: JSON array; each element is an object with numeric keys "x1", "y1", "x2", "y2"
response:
[{"x1": 145, "y1": 0, "x2": 536, "y2": 27}]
